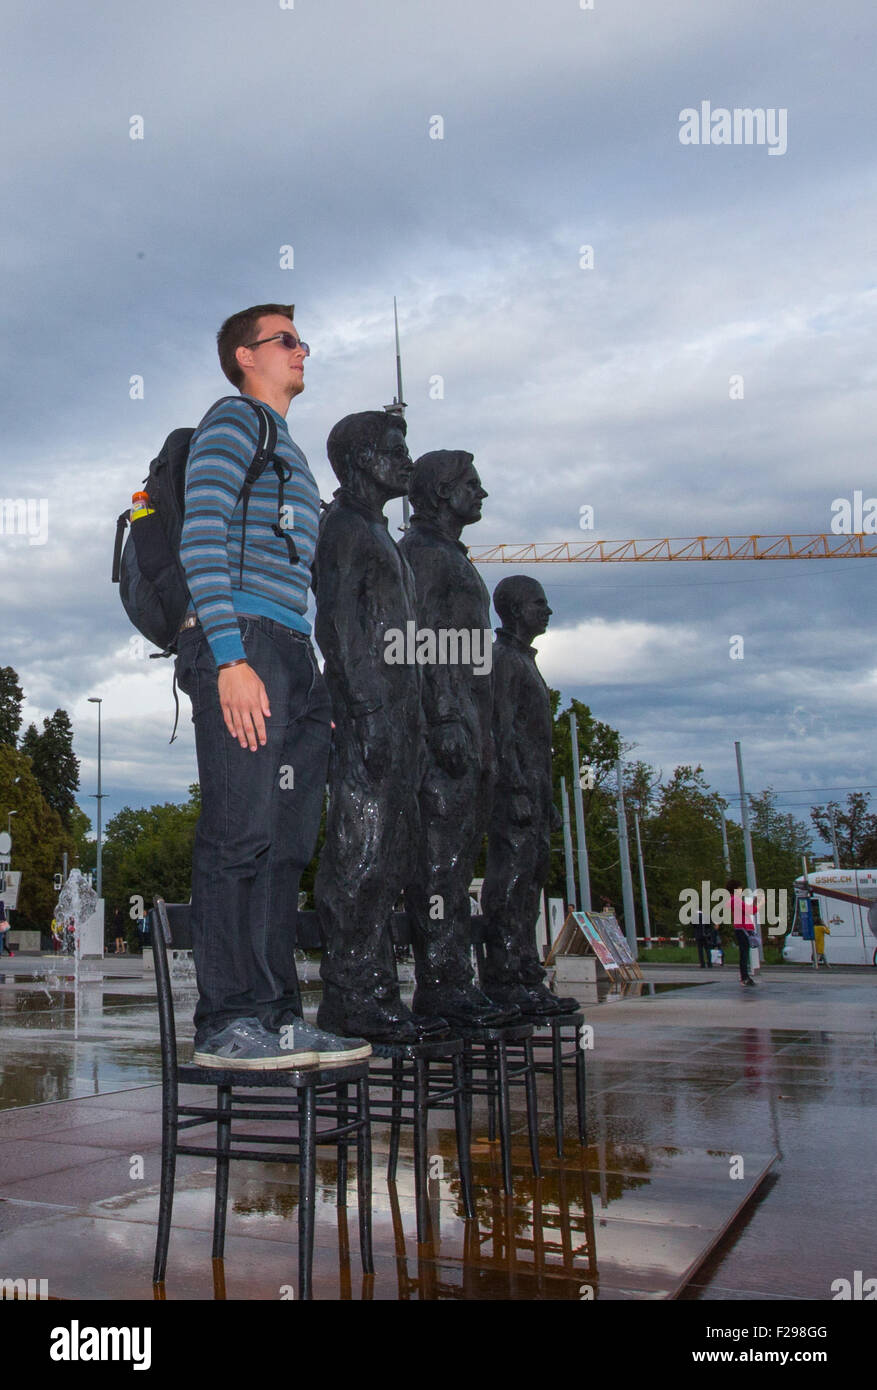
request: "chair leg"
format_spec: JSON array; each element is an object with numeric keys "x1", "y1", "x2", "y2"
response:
[
  {"x1": 212, "y1": 1084, "x2": 232, "y2": 1260},
  {"x1": 387, "y1": 1055, "x2": 404, "y2": 1182},
  {"x1": 299, "y1": 1086, "x2": 316, "y2": 1301},
  {"x1": 336, "y1": 1081, "x2": 349, "y2": 1206},
  {"x1": 452, "y1": 1052, "x2": 475, "y2": 1221},
  {"x1": 497, "y1": 1041, "x2": 513, "y2": 1197},
  {"x1": 413, "y1": 1056, "x2": 430, "y2": 1243},
  {"x1": 486, "y1": 1042, "x2": 497, "y2": 1143},
  {"x1": 575, "y1": 1025, "x2": 587, "y2": 1144},
  {"x1": 524, "y1": 1039, "x2": 541, "y2": 1179},
  {"x1": 355, "y1": 1075, "x2": 374, "y2": 1274},
  {"x1": 152, "y1": 1084, "x2": 178, "y2": 1284},
  {"x1": 552, "y1": 1022, "x2": 565, "y2": 1159},
  {"x1": 463, "y1": 1042, "x2": 473, "y2": 1130}
]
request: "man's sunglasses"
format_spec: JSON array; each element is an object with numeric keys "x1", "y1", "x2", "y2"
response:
[{"x1": 245, "y1": 332, "x2": 310, "y2": 356}]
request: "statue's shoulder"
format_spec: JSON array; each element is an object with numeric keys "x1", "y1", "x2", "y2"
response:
[{"x1": 318, "y1": 497, "x2": 372, "y2": 545}]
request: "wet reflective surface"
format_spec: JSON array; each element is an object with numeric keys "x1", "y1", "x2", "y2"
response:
[{"x1": 0, "y1": 957, "x2": 874, "y2": 1299}]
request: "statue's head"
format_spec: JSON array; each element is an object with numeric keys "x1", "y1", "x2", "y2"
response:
[
  {"x1": 493, "y1": 575, "x2": 552, "y2": 639},
  {"x1": 409, "y1": 450, "x2": 487, "y2": 527},
  {"x1": 326, "y1": 411, "x2": 411, "y2": 498}
]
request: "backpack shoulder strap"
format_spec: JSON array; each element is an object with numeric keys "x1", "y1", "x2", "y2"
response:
[
  {"x1": 234, "y1": 400, "x2": 277, "y2": 584},
  {"x1": 191, "y1": 396, "x2": 279, "y2": 586}
]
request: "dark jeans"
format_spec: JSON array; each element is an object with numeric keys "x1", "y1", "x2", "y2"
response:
[
  {"x1": 175, "y1": 615, "x2": 332, "y2": 1044},
  {"x1": 734, "y1": 928, "x2": 751, "y2": 981},
  {"x1": 695, "y1": 936, "x2": 712, "y2": 968}
]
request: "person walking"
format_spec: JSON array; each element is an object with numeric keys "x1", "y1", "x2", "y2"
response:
[
  {"x1": 694, "y1": 908, "x2": 712, "y2": 968},
  {"x1": 727, "y1": 879, "x2": 756, "y2": 986}
]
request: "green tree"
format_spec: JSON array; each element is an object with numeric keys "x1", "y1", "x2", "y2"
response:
[
  {"x1": 749, "y1": 787, "x2": 811, "y2": 889},
  {"x1": 0, "y1": 667, "x2": 24, "y2": 748},
  {"x1": 19, "y1": 710, "x2": 80, "y2": 827},
  {"x1": 547, "y1": 694, "x2": 624, "y2": 911},
  {"x1": 68, "y1": 805, "x2": 93, "y2": 872},
  {"x1": 0, "y1": 744, "x2": 75, "y2": 928},
  {"x1": 102, "y1": 785, "x2": 202, "y2": 917},
  {"x1": 641, "y1": 765, "x2": 729, "y2": 937},
  {"x1": 810, "y1": 793, "x2": 877, "y2": 867}
]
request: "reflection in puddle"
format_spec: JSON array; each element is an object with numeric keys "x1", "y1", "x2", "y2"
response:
[{"x1": 0, "y1": 969, "x2": 170, "y2": 1110}]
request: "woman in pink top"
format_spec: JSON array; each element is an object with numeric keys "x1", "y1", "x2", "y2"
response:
[{"x1": 727, "y1": 879, "x2": 756, "y2": 986}]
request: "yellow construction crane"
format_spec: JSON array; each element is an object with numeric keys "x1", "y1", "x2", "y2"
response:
[{"x1": 469, "y1": 534, "x2": 877, "y2": 563}]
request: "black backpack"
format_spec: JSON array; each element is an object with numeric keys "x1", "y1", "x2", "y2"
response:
[{"x1": 112, "y1": 396, "x2": 299, "y2": 658}]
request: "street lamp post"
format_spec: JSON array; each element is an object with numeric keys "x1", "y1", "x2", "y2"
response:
[
  {"x1": 87, "y1": 698, "x2": 105, "y2": 898},
  {"x1": 6, "y1": 810, "x2": 16, "y2": 838}
]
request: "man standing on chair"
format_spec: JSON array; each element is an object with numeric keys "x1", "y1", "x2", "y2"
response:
[{"x1": 176, "y1": 303, "x2": 370, "y2": 1069}]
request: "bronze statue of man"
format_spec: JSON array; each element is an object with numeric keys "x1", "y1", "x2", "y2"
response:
[
  {"x1": 480, "y1": 576, "x2": 578, "y2": 1015},
  {"x1": 314, "y1": 411, "x2": 446, "y2": 1042},
  {"x1": 400, "y1": 451, "x2": 516, "y2": 1029}
]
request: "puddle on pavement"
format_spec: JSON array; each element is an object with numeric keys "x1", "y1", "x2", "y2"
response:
[{"x1": 582, "y1": 980, "x2": 716, "y2": 1005}]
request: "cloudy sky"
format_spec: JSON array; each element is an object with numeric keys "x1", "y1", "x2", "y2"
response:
[{"x1": 2, "y1": 0, "x2": 875, "y2": 853}]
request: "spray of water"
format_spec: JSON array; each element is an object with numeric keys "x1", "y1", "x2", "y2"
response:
[{"x1": 54, "y1": 869, "x2": 98, "y2": 957}]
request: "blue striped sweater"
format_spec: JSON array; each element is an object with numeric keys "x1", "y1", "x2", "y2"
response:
[{"x1": 180, "y1": 395, "x2": 321, "y2": 665}]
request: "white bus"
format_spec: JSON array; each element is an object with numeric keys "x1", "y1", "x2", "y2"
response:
[{"x1": 784, "y1": 869, "x2": 877, "y2": 966}]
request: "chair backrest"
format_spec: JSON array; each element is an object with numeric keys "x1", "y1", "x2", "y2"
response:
[{"x1": 149, "y1": 899, "x2": 193, "y2": 1091}]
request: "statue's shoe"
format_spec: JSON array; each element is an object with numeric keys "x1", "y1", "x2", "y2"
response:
[
  {"x1": 318, "y1": 991, "x2": 421, "y2": 1045},
  {"x1": 413, "y1": 984, "x2": 519, "y2": 1030},
  {"x1": 483, "y1": 982, "x2": 580, "y2": 1017},
  {"x1": 519, "y1": 985, "x2": 581, "y2": 1017}
]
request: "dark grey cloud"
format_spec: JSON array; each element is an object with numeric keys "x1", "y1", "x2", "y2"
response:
[{"x1": 1, "y1": 0, "x2": 876, "y2": 847}]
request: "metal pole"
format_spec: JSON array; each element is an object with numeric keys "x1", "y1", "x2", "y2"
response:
[
  {"x1": 734, "y1": 740, "x2": 760, "y2": 946},
  {"x1": 96, "y1": 702, "x2": 102, "y2": 898},
  {"x1": 634, "y1": 812, "x2": 651, "y2": 943},
  {"x1": 615, "y1": 761, "x2": 638, "y2": 958},
  {"x1": 720, "y1": 809, "x2": 732, "y2": 877},
  {"x1": 62, "y1": 851, "x2": 68, "y2": 882},
  {"x1": 88, "y1": 697, "x2": 105, "y2": 899},
  {"x1": 829, "y1": 807, "x2": 841, "y2": 869},
  {"x1": 568, "y1": 712, "x2": 592, "y2": 912},
  {"x1": 560, "y1": 777, "x2": 577, "y2": 912}
]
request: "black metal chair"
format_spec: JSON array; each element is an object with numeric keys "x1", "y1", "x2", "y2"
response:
[
  {"x1": 368, "y1": 1035, "x2": 475, "y2": 1242},
  {"x1": 462, "y1": 1021, "x2": 541, "y2": 1196},
  {"x1": 528, "y1": 1012, "x2": 588, "y2": 1157},
  {"x1": 150, "y1": 898, "x2": 373, "y2": 1299}
]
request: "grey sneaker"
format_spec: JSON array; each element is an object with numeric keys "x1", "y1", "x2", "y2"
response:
[
  {"x1": 193, "y1": 1017, "x2": 319, "y2": 1070},
  {"x1": 278, "y1": 1017, "x2": 372, "y2": 1064}
]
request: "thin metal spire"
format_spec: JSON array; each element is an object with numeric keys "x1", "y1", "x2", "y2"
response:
[{"x1": 384, "y1": 297, "x2": 410, "y2": 527}]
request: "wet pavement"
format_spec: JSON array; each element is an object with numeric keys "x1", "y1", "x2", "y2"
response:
[{"x1": 0, "y1": 956, "x2": 873, "y2": 1299}]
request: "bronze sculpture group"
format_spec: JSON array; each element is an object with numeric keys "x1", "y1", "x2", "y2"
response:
[{"x1": 314, "y1": 411, "x2": 577, "y2": 1041}]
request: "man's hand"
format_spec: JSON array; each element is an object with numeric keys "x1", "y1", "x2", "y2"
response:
[
  {"x1": 355, "y1": 710, "x2": 392, "y2": 776},
  {"x1": 218, "y1": 663, "x2": 271, "y2": 750},
  {"x1": 430, "y1": 720, "x2": 470, "y2": 779}
]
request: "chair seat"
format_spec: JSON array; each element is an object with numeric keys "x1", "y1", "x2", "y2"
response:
[{"x1": 177, "y1": 1059, "x2": 371, "y2": 1088}]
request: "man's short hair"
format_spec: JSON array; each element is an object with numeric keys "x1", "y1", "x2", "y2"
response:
[
  {"x1": 493, "y1": 575, "x2": 544, "y2": 625},
  {"x1": 217, "y1": 304, "x2": 295, "y2": 389},
  {"x1": 326, "y1": 411, "x2": 407, "y2": 486},
  {"x1": 408, "y1": 450, "x2": 474, "y2": 522}
]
